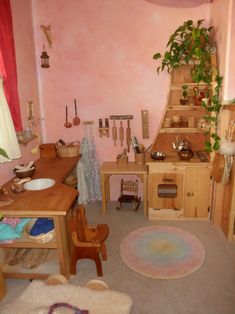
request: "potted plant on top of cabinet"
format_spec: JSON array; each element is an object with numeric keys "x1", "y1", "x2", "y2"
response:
[
  {"x1": 180, "y1": 85, "x2": 189, "y2": 105},
  {"x1": 153, "y1": 19, "x2": 223, "y2": 152}
]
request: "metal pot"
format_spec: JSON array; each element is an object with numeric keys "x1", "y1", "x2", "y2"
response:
[
  {"x1": 178, "y1": 148, "x2": 194, "y2": 161},
  {"x1": 172, "y1": 136, "x2": 191, "y2": 152}
]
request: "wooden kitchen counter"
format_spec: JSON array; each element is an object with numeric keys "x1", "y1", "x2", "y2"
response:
[
  {"x1": 1, "y1": 156, "x2": 80, "y2": 217},
  {"x1": 0, "y1": 155, "x2": 80, "y2": 280},
  {"x1": 145, "y1": 152, "x2": 211, "y2": 166}
]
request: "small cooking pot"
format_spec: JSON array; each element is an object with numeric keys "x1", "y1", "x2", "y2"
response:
[{"x1": 150, "y1": 151, "x2": 166, "y2": 161}]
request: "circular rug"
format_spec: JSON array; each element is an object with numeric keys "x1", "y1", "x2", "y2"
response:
[{"x1": 120, "y1": 225, "x2": 205, "y2": 279}]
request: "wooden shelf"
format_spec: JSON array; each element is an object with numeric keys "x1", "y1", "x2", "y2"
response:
[
  {"x1": 159, "y1": 128, "x2": 204, "y2": 134},
  {"x1": 170, "y1": 82, "x2": 211, "y2": 90},
  {"x1": 222, "y1": 103, "x2": 235, "y2": 111},
  {"x1": 2, "y1": 249, "x2": 59, "y2": 280},
  {"x1": 0, "y1": 237, "x2": 57, "y2": 249},
  {"x1": 167, "y1": 105, "x2": 207, "y2": 111}
]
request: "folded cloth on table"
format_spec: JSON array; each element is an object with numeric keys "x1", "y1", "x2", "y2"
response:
[
  {"x1": 1, "y1": 217, "x2": 21, "y2": 228},
  {"x1": 0, "y1": 218, "x2": 31, "y2": 241}
]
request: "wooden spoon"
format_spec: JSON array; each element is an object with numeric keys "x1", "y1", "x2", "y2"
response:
[
  {"x1": 73, "y1": 99, "x2": 80, "y2": 126},
  {"x1": 64, "y1": 106, "x2": 72, "y2": 128}
]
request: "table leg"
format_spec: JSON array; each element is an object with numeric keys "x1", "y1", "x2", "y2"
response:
[
  {"x1": 100, "y1": 174, "x2": 108, "y2": 215},
  {"x1": 137, "y1": 173, "x2": 148, "y2": 216},
  {"x1": 143, "y1": 173, "x2": 148, "y2": 216},
  {"x1": 0, "y1": 267, "x2": 7, "y2": 301},
  {"x1": 53, "y1": 216, "x2": 71, "y2": 279}
]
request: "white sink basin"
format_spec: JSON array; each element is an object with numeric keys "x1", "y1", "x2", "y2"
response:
[{"x1": 23, "y1": 178, "x2": 56, "y2": 191}]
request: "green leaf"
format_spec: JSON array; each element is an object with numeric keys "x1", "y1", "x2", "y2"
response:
[
  {"x1": 153, "y1": 53, "x2": 161, "y2": 60},
  {"x1": 204, "y1": 141, "x2": 212, "y2": 152},
  {"x1": 192, "y1": 28, "x2": 200, "y2": 40},
  {"x1": 213, "y1": 140, "x2": 220, "y2": 151},
  {"x1": 0, "y1": 148, "x2": 9, "y2": 159},
  {"x1": 197, "y1": 19, "x2": 205, "y2": 27},
  {"x1": 211, "y1": 133, "x2": 220, "y2": 140},
  {"x1": 164, "y1": 51, "x2": 171, "y2": 60}
]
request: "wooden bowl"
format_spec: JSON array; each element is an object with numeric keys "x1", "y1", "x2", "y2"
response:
[{"x1": 14, "y1": 165, "x2": 35, "y2": 179}]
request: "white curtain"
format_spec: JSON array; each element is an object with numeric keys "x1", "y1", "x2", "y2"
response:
[{"x1": 0, "y1": 77, "x2": 21, "y2": 163}]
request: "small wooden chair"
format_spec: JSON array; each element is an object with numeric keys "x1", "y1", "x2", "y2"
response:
[
  {"x1": 116, "y1": 179, "x2": 141, "y2": 211},
  {"x1": 69, "y1": 205, "x2": 109, "y2": 277}
]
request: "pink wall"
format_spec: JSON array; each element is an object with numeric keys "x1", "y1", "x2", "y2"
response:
[
  {"x1": 226, "y1": 0, "x2": 235, "y2": 101},
  {"x1": 210, "y1": 0, "x2": 232, "y2": 101},
  {"x1": 0, "y1": 0, "x2": 41, "y2": 185},
  {"x1": 31, "y1": 0, "x2": 210, "y2": 199}
]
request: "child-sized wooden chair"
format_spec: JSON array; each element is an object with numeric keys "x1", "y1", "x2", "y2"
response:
[
  {"x1": 116, "y1": 179, "x2": 141, "y2": 211},
  {"x1": 69, "y1": 205, "x2": 109, "y2": 277}
]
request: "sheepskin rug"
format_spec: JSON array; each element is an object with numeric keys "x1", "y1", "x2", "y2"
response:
[{"x1": 1, "y1": 280, "x2": 133, "y2": 314}]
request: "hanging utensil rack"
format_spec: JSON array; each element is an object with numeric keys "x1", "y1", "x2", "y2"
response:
[{"x1": 109, "y1": 115, "x2": 133, "y2": 147}]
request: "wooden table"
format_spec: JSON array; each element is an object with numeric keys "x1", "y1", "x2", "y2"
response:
[
  {"x1": 0, "y1": 156, "x2": 79, "y2": 280},
  {"x1": 100, "y1": 162, "x2": 148, "y2": 216}
]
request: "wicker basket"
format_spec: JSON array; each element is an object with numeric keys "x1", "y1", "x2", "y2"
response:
[
  {"x1": 56, "y1": 141, "x2": 80, "y2": 158},
  {"x1": 24, "y1": 219, "x2": 55, "y2": 243}
]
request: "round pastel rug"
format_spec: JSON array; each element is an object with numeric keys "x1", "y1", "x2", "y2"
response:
[{"x1": 120, "y1": 225, "x2": 205, "y2": 279}]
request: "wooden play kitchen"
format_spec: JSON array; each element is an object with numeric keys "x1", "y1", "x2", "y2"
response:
[
  {"x1": 146, "y1": 57, "x2": 214, "y2": 220},
  {"x1": 0, "y1": 155, "x2": 79, "y2": 280}
]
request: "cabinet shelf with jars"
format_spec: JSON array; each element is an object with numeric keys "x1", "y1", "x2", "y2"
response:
[{"x1": 151, "y1": 64, "x2": 212, "y2": 156}]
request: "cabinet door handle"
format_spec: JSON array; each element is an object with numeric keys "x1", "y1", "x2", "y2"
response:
[{"x1": 186, "y1": 192, "x2": 192, "y2": 197}]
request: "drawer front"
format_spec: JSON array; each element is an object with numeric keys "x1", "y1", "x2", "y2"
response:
[
  {"x1": 148, "y1": 207, "x2": 183, "y2": 220},
  {"x1": 148, "y1": 165, "x2": 185, "y2": 174}
]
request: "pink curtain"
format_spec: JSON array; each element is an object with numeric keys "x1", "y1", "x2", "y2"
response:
[{"x1": 0, "y1": 0, "x2": 22, "y2": 131}]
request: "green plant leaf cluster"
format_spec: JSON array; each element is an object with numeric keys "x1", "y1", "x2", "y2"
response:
[{"x1": 153, "y1": 20, "x2": 215, "y2": 83}]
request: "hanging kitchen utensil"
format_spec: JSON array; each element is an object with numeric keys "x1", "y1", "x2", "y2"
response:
[
  {"x1": 112, "y1": 119, "x2": 117, "y2": 146},
  {"x1": 64, "y1": 106, "x2": 72, "y2": 128},
  {"x1": 119, "y1": 120, "x2": 124, "y2": 146},
  {"x1": 73, "y1": 99, "x2": 80, "y2": 126},
  {"x1": 126, "y1": 119, "x2": 131, "y2": 152}
]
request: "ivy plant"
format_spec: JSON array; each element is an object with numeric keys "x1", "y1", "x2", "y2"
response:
[{"x1": 202, "y1": 74, "x2": 223, "y2": 152}]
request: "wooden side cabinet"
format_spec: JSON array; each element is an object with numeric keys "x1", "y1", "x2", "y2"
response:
[{"x1": 184, "y1": 167, "x2": 211, "y2": 218}]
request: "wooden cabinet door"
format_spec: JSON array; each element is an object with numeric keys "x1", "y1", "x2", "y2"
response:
[
  {"x1": 148, "y1": 173, "x2": 183, "y2": 210},
  {"x1": 184, "y1": 167, "x2": 211, "y2": 218}
]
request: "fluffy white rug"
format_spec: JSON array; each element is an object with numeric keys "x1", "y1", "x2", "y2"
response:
[{"x1": 1, "y1": 280, "x2": 133, "y2": 314}]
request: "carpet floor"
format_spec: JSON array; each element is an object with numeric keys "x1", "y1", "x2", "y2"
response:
[{"x1": 1, "y1": 201, "x2": 235, "y2": 314}]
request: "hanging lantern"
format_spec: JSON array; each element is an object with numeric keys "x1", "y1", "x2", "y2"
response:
[{"x1": 40, "y1": 46, "x2": 50, "y2": 68}]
